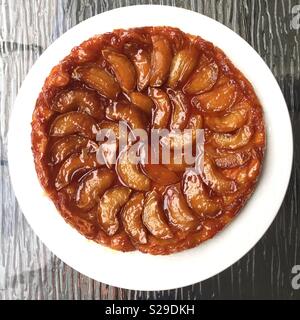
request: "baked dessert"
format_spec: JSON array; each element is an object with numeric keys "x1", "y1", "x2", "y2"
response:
[{"x1": 31, "y1": 27, "x2": 265, "y2": 255}]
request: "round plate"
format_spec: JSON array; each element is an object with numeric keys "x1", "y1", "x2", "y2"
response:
[{"x1": 8, "y1": 5, "x2": 293, "y2": 291}]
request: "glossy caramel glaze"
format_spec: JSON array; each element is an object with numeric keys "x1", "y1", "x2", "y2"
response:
[{"x1": 31, "y1": 27, "x2": 265, "y2": 255}]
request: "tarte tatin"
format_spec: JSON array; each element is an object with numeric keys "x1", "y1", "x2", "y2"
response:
[{"x1": 31, "y1": 27, "x2": 265, "y2": 255}]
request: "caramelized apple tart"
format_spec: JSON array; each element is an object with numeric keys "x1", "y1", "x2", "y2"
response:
[{"x1": 31, "y1": 27, "x2": 265, "y2": 255}]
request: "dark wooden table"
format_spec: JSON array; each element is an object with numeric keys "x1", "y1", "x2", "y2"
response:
[{"x1": 0, "y1": 0, "x2": 299, "y2": 300}]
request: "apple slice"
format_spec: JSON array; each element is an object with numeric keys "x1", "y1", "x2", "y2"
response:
[
  {"x1": 142, "y1": 191, "x2": 173, "y2": 239},
  {"x1": 192, "y1": 80, "x2": 237, "y2": 112},
  {"x1": 106, "y1": 102, "x2": 147, "y2": 130},
  {"x1": 50, "y1": 135, "x2": 96, "y2": 165},
  {"x1": 167, "y1": 47, "x2": 199, "y2": 89},
  {"x1": 148, "y1": 88, "x2": 171, "y2": 129},
  {"x1": 52, "y1": 89, "x2": 104, "y2": 119},
  {"x1": 161, "y1": 113, "x2": 203, "y2": 150},
  {"x1": 211, "y1": 125, "x2": 253, "y2": 150},
  {"x1": 149, "y1": 35, "x2": 173, "y2": 87},
  {"x1": 204, "y1": 100, "x2": 250, "y2": 133},
  {"x1": 55, "y1": 151, "x2": 98, "y2": 190},
  {"x1": 102, "y1": 49, "x2": 136, "y2": 93},
  {"x1": 183, "y1": 170, "x2": 222, "y2": 217},
  {"x1": 76, "y1": 168, "x2": 116, "y2": 210},
  {"x1": 128, "y1": 91, "x2": 154, "y2": 115},
  {"x1": 125, "y1": 44, "x2": 151, "y2": 91},
  {"x1": 201, "y1": 156, "x2": 237, "y2": 194},
  {"x1": 117, "y1": 147, "x2": 151, "y2": 191},
  {"x1": 121, "y1": 192, "x2": 148, "y2": 244},
  {"x1": 169, "y1": 90, "x2": 189, "y2": 130},
  {"x1": 49, "y1": 111, "x2": 97, "y2": 139},
  {"x1": 222, "y1": 158, "x2": 261, "y2": 185},
  {"x1": 97, "y1": 186, "x2": 131, "y2": 236},
  {"x1": 214, "y1": 151, "x2": 251, "y2": 169},
  {"x1": 164, "y1": 185, "x2": 197, "y2": 232},
  {"x1": 72, "y1": 65, "x2": 120, "y2": 99},
  {"x1": 184, "y1": 61, "x2": 219, "y2": 95}
]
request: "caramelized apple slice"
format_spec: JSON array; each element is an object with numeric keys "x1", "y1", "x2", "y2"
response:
[
  {"x1": 222, "y1": 158, "x2": 261, "y2": 185},
  {"x1": 97, "y1": 122, "x2": 118, "y2": 168},
  {"x1": 52, "y1": 89, "x2": 104, "y2": 119},
  {"x1": 205, "y1": 143, "x2": 251, "y2": 168},
  {"x1": 99, "y1": 120, "x2": 131, "y2": 142},
  {"x1": 187, "y1": 113, "x2": 204, "y2": 148},
  {"x1": 135, "y1": 50, "x2": 151, "y2": 90},
  {"x1": 205, "y1": 100, "x2": 250, "y2": 133},
  {"x1": 98, "y1": 120, "x2": 118, "y2": 137},
  {"x1": 128, "y1": 91, "x2": 154, "y2": 115},
  {"x1": 121, "y1": 192, "x2": 147, "y2": 244},
  {"x1": 142, "y1": 191, "x2": 173, "y2": 239},
  {"x1": 49, "y1": 111, "x2": 97, "y2": 139},
  {"x1": 149, "y1": 35, "x2": 173, "y2": 87},
  {"x1": 201, "y1": 156, "x2": 237, "y2": 194},
  {"x1": 76, "y1": 168, "x2": 115, "y2": 210},
  {"x1": 167, "y1": 47, "x2": 199, "y2": 89},
  {"x1": 162, "y1": 113, "x2": 203, "y2": 150},
  {"x1": 148, "y1": 88, "x2": 171, "y2": 129},
  {"x1": 97, "y1": 143, "x2": 116, "y2": 169},
  {"x1": 211, "y1": 125, "x2": 253, "y2": 150},
  {"x1": 164, "y1": 185, "x2": 197, "y2": 232},
  {"x1": 106, "y1": 102, "x2": 147, "y2": 130},
  {"x1": 50, "y1": 135, "x2": 96, "y2": 165},
  {"x1": 214, "y1": 151, "x2": 251, "y2": 169},
  {"x1": 117, "y1": 147, "x2": 151, "y2": 191},
  {"x1": 169, "y1": 91, "x2": 189, "y2": 130},
  {"x1": 142, "y1": 163, "x2": 180, "y2": 185},
  {"x1": 186, "y1": 113, "x2": 203, "y2": 137},
  {"x1": 102, "y1": 49, "x2": 136, "y2": 93},
  {"x1": 97, "y1": 186, "x2": 132, "y2": 236},
  {"x1": 174, "y1": 113, "x2": 204, "y2": 147},
  {"x1": 184, "y1": 61, "x2": 219, "y2": 95},
  {"x1": 125, "y1": 44, "x2": 151, "y2": 91},
  {"x1": 72, "y1": 65, "x2": 120, "y2": 99},
  {"x1": 97, "y1": 120, "x2": 131, "y2": 168},
  {"x1": 192, "y1": 80, "x2": 237, "y2": 112},
  {"x1": 55, "y1": 151, "x2": 98, "y2": 190},
  {"x1": 183, "y1": 170, "x2": 222, "y2": 217}
]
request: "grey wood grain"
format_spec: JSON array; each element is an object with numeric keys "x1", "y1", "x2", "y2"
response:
[{"x1": 0, "y1": 0, "x2": 299, "y2": 299}]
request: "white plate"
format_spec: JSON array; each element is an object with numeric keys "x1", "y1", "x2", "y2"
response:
[{"x1": 8, "y1": 5, "x2": 293, "y2": 291}]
